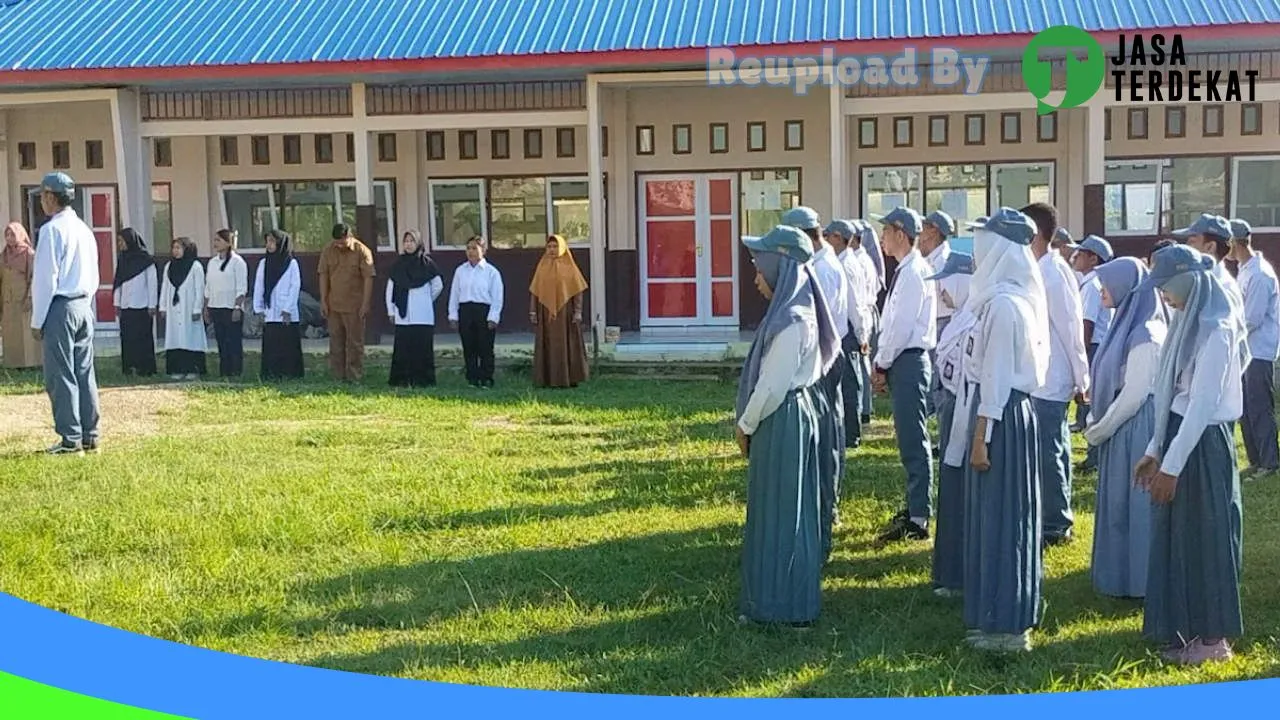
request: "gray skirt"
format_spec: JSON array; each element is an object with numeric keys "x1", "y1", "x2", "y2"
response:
[
  {"x1": 932, "y1": 387, "x2": 964, "y2": 592},
  {"x1": 962, "y1": 387, "x2": 1043, "y2": 634},
  {"x1": 1143, "y1": 413, "x2": 1243, "y2": 643},
  {"x1": 740, "y1": 384, "x2": 825, "y2": 624},
  {"x1": 1091, "y1": 397, "x2": 1155, "y2": 598}
]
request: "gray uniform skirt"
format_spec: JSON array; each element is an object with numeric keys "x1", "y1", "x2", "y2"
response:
[
  {"x1": 1143, "y1": 413, "x2": 1243, "y2": 644},
  {"x1": 932, "y1": 387, "x2": 964, "y2": 592},
  {"x1": 962, "y1": 387, "x2": 1043, "y2": 635},
  {"x1": 1091, "y1": 397, "x2": 1155, "y2": 598},
  {"x1": 740, "y1": 384, "x2": 825, "y2": 625}
]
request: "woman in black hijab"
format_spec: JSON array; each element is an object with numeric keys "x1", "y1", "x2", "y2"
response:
[
  {"x1": 111, "y1": 227, "x2": 158, "y2": 376},
  {"x1": 385, "y1": 229, "x2": 442, "y2": 387},
  {"x1": 252, "y1": 229, "x2": 304, "y2": 380}
]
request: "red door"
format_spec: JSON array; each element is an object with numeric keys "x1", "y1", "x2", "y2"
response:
[{"x1": 85, "y1": 187, "x2": 118, "y2": 326}]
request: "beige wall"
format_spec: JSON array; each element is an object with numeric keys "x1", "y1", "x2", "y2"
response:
[
  {"x1": 1105, "y1": 101, "x2": 1280, "y2": 156},
  {"x1": 5, "y1": 101, "x2": 118, "y2": 225}
]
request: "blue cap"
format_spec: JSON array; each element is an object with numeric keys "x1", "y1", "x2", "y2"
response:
[
  {"x1": 924, "y1": 210, "x2": 956, "y2": 238},
  {"x1": 872, "y1": 207, "x2": 924, "y2": 239},
  {"x1": 927, "y1": 252, "x2": 975, "y2": 280},
  {"x1": 742, "y1": 225, "x2": 815, "y2": 263},
  {"x1": 782, "y1": 206, "x2": 821, "y2": 231},
  {"x1": 1171, "y1": 213, "x2": 1233, "y2": 241},
  {"x1": 1053, "y1": 227, "x2": 1076, "y2": 247},
  {"x1": 1230, "y1": 219, "x2": 1252, "y2": 240},
  {"x1": 824, "y1": 220, "x2": 857, "y2": 241},
  {"x1": 41, "y1": 171, "x2": 75, "y2": 200},
  {"x1": 964, "y1": 207, "x2": 1038, "y2": 246},
  {"x1": 1147, "y1": 243, "x2": 1216, "y2": 287},
  {"x1": 1077, "y1": 235, "x2": 1114, "y2": 263}
]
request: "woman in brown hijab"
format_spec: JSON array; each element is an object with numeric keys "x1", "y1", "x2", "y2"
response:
[
  {"x1": 1, "y1": 222, "x2": 42, "y2": 369},
  {"x1": 529, "y1": 234, "x2": 589, "y2": 388}
]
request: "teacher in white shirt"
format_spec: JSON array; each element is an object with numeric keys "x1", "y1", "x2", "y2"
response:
[
  {"x1": 870, "y1": 207, "x2": 937, "y2": 546},
  {"x1": 448, "y1": 235, "x2": 505, "y2": 389}
]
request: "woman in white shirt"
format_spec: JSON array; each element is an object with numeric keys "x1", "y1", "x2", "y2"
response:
[
  {"x1": 951, "y1": 208, "x2": 1050, "y2": 653},
  {"x1": 448, "y1": 236, "x2": 505, "y2": 389},
  {"x1": 253, "y1": 230, "x2": 304, "y2": 381},
  {"x1": 204, "y1": 229, "x2": 249, "y2": 378},
  {"x1": 159, "y1": 237, "x2": 207, "y2": 380},
  {"x1": 111, "y1": 227, "x2": 157, "y2": 377},
  {"x1": 735, "y1": 225, "x2": 839, "y2": 628},
  {"x1": 386, "y1": 230, "x2": 443, "y2": 387},
  {"x1": 1083, "y1": 257, "x2": 1167, "y2": 599},
  {"x1": 1136, "y1": 244, "x2": 1248, "y2": 666}
]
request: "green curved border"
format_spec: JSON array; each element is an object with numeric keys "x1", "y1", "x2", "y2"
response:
[{"x1": 0, "y1": 672, "x2": 190, "y2": 719}]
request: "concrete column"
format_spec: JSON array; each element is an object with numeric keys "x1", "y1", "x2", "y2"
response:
[
  {"x1": 586, "y1": 76, "x2": 607, "y2": 345},
  {"x1": 110, "y1": 89, "x2": 152, "y2": 234},
  {"x1": 1082, "y1": 100, "x2": 1107, "y2": 237},
  {"x1": 828, "y1": 79, "x2": 847, "y2": 219},
  {"x1": 0, "y1": 110, "x2": 10, "y2": 226},
  {"x1": 350, "y1": 83, "x2": 380, "y2": 344}
]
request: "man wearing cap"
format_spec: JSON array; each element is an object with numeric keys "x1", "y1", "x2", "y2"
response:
[
  {"x1": 870, "y1": 206, "x2": 937, "y2": 544},
  {"x1": 1174, "y1": 213, "x2": 1244, "y2": 309},
  {"x1": 1229, "y1": 218, "x2": 1280, "y2": 480},
  {"x1": 1053, "y1": 227, "x2": 1081, "y2": 277},
  {"x1": 29, "y1": 172, "x2": 102, "y2": 455},
  {"x1": 1070, "y1": 236, "x2": 1116, "y2": 451},
  {"x1": 783, "y1": 206, "x2": 849, "y2": 553},
  {"x1": 825, "y1": 219, "x2": 876, "y2": 450},
  {"x1": 1021, "y1": 202, "x2": 1090, "y2": 548}
]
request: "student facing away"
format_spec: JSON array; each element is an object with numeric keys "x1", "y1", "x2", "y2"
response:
[
  {"x1": 385, "y1": 230, "x2": 443, "y2": 388},
  {"x1": 160, "y1": 237, "x2": 207, "y2": 380},
  {"x1": 254, "y1": 229, "x2": 304, "y2": 381}
]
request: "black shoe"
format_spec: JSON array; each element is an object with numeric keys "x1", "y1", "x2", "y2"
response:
[
  {"x1": 877, "y1": 516, "x2": 929, "y2": 544},
  {"x1": 1042, "y1": 531, "x2": 1073, "y2": 548},
  {"x1": 84, "y1": 440, "x2": 100, "y2": 454},
  {"x1": 45, "y1": 441, "x2": 83, "y2": 456},
  {"x1": 861, "y1": 414, "x2": 872, "y2": 425}
]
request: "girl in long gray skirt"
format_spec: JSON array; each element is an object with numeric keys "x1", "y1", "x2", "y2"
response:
[
  {"x1": 735, "y1": 225, "x2": 840, "y2": 627},
  {"x1": 1083, "y1": 257, "x2": 1166, "y2": 599},
  {"x1": 951, "y1": 209, "x2": 1051, "y2": 653},
  {"x1": 1137, "y1": 244, "x2": 1247, "y2": 665}
]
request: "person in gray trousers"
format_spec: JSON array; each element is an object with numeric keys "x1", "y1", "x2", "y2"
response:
[{"x1": 29, "y1": 172, "x2": 102, "y2": 455}]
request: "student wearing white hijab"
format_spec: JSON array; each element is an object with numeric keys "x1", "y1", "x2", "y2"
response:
[
  {"x1": 951, "y1": 208, "x2": 1050, "y2": 653},
  {"x1": 1136, "y1": 244, "x2": 1247, "y2": 666}
]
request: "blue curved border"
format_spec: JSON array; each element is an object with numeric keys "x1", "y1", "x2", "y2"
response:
[{"x1": 0, "y1": 592, "x2": 1274, "y2": 718}]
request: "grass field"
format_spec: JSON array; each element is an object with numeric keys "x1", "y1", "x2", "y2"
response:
[{"x1": 0, "y1": 356, "x2": 1277, "y2": 697}]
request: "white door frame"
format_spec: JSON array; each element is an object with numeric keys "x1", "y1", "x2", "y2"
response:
[{"x1": 83, "y1": 186, "x2": 118, "y2": 330}]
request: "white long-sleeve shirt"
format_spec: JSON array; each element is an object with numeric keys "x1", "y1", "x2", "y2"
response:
[
  {"x1": 160, "y1": 262, "x2": 207, "y2": 353},
  {"x1": 30, "y1": 207, "x2": 99, "y2": 330},
  {"x1": 1238, "y1": 254, "x2": 1280, "y2": 362},
  {"x1": 972, "y1": 295, "x2": 1045, "y2": 429},
  {"x1": 253, "y1": 260, "x2": 301, "y2": 323},
  {"x1": 1084, "y1": 342, "x2": 1159, "y2": 446},
  {"x1": 205, "y1": 253, "x2": 249, "y2": 310},
  {"x1": 838, "y1": 246, "x2": 875, "y2": 344},
  {"x1": 385, "y1": 276, "x2": 444, "y2": 326},
  {"x1": 448, "y1": 259, "x2": 504, "y2": 325},
  {"x1": 1079, "y1": 273, "x2": 1114, "y2": 346},
  {"x1": 926, "y1": 243, "x2": 956, "y2": 321},
  {"x1": 1033, "y1": 252, "x2": 1091, "y2": 402},
  {"x1": 874, "y1": 249, "x2": 937, "y2": 370},
  {"x1": 812, "y1": 245, "x2": 850, "y2": 340},
  {"x1": 113, "y1": 266, "x2": 157, "y2": 311},
  {"x1": 737, "y1": 318, "x2": 824, "y2": 435},
  {"x1": 1214, "y1": 261, "x2": 1244, "y2": 310},
  {"x1": 1144, "y1": 326, "x2": 1245, "y2": 476}
]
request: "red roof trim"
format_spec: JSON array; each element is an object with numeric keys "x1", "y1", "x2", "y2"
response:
[{"x1": 0, "y1": 23, "x2": 1276, "y2": 86}]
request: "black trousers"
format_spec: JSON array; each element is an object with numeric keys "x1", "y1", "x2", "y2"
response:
[
  {"x1": 210, "y1": 308, "x2": 244, "y2": 377},
  {"x1": 458, "y1": 302, "x2": 496, "y2": 386},
  {"x1": 390, "y1": 324, "x2": 436, "y2": 387}
]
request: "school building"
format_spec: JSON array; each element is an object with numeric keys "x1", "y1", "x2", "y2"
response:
[{"x1": 2, "y1": 0, "x2": 1279, "y2": 348}]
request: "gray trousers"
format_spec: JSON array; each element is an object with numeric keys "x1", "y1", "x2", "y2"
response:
[
  {"x1": 928, "y1": 314, "x2": 952, "y2": 416},
  {"x1": 1242, "y1": 359, "x2": 1279, "y2": 471},
  {"x1": 1075, "y1": 343, "x2": 1099, "y2": 428},
  {"x1": 1034, "y1": 397, "x2": 1073, "y2": 537},
  {"x1": 888, "y1": 349, "x2": 934, "y2": 520},
  {"x1": 42, "y1": 296, "x2": 101, "y2": 446}
]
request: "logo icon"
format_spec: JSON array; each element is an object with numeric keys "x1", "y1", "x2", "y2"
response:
[{"x1": 1021, "y1": 26, "x2": 1106, "y2": 114}]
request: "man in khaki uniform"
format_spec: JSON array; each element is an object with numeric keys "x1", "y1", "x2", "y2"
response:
[{"x1": 319, "y1": 223, "x2": 375, "y2": 382}]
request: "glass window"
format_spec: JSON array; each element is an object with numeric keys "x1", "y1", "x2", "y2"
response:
[
  {"x1": 862, "y1": 166, "x2": 923, "y2": 218},
  {"x1": 85, "y1": 140, "x2": 104, "y2": 169},
  {"x1": 1203, "y1": 105, "x2": 1224, "y2": 137},
  {"x1": 154, "y1": 139, "x2": 172, "y2": 168},
  {"x1": 964, "y1": 114, "x2": 984, "y2": 144},
  {"x1": 925, "y1": 165, "x2": 988, "y2": 250},
  {"x1": 858, "y1": 118, "x2": 877, "y2": 148},
  {"x1": 928, "y1": 115, "x2": 947, "y2": 146},
  {"x1": 524, "y1": 129, "x2": 543, "y2": 159},
  {"x1": 430, "y1": 180, "x2": 486, "y2": 248},
  {"x1": 336, "y1": 182, "x2": 396, "y2": 250},
  {"x1": 741, "y1": 169, "x2": 802, "y2": 236},
  {"x1": 459, "y1": 130, "x2": 478, "y2": 160},
  {"x1": 785, "y1": 120, "x2": 803, "y2": 150},
  {"x1": 549, "y1": 178, "x2": 590, "y2": 245},
  {"x1": 747, "y1": 121, "x2": 766, "y2": 151},
  {"x1": 251, "y1": 136, "x2": 270, "y2": 165},
  {"x1": 710, "y1": 123, "x2": 728, "y2": 153},
  {"x1": 556, "y1": 127, "x2": 575, "y2": 158},
  {"x1": 488, "y1": 178, "x2": 548, "y2": 249},
  {"x1": 314, "y1": 134, "x2": 334, "y2": 164},
  {"x1": 52, "y1": 141, "x2": 70, "y2": 169},
  {"x1": 222, "y1": 184, "x2": 278, "y2": 249},
  {"x1": 490, "y1": 130, "x2": 508, "y2": 160},
  {"x1": 283, "y1": 135, "x2": 302, "y2": 165},
  {"x1": 1161, "y1": 157, "x2": 1226, "y2": 233},
  {"x1": 377, "y1": 133, "x2": 397, "y2": 162},
  {"x1": 992, "y1": 163, "x2": 1054, "y2": 215},
  {"x1": 1165, "y1": 107, "x2": 1186, "y2": 138},
  {"x1": 1233, "y1": 157, "x2": 1280, "y2": 229},
  {"x1": 1037, "y1": 113, "x2": 1057, "y2": 142},
  {"x1": 18, "y1": 142, "x2": 36, "y2": 170},
  {"x1": 893, "y1": 117, "x2": 912, "y2": 147},
  {"x1": 636, "y1": 126, "x2": 655, "y2": 155},
  {"x1": 673, "y1": 124, "x2": 692, "y2": 154},
  {"x1": 151, "y1": 184, "x2": 173, "y2": 248},
  {"x1": 1104, "y1": 161, "x2": 1160, "y2": 234},
  {"x1": 1001, "y1": 113, "x2": 1021, "y2": 142},
  {"x1": 426, "y1": 131, "x2": 445, "y2": 161},
  {"x1": 277, "y1": 181, "x2": 340, "y2": 251},
  {"x1": 1127, "y1": 108, "x2": 1148, "y2": 139},
  {"x1": 1242, "y1": 103, "x2": 1262, "y2": 135}
]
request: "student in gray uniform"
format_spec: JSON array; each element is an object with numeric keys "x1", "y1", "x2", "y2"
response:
[
  {"x1": 921, "y1": 210, "x2": 957, "y2": 420},
  {"x1": 1229, "y1": 218, "x2": 1280, "y2": 480},
  {"x1": 870, "y1": 207, "x2": 938, "y2": 544},
  {"x1": 858, "y1": 220, "x2": 887, "y2": 425},
  {"x1": 1137, "y1": 243, "x2": 1247, "y2": 666},
  {"x1": 1071, "y1": 235, "x2": 1115, "y2": 472}
]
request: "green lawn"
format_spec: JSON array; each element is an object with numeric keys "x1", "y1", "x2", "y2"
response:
[{"x1": 0, "y1": 358, "x2": 1277, "y2": 697}]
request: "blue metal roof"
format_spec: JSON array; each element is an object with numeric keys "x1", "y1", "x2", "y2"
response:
[{"x1": 0, "y1": 0, "x2": 1277, "y2": 73}]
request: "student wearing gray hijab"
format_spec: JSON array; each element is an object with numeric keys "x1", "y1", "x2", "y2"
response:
[
  {"x1": 735, "y1": 225, "x2": 840, "y2": 628},
  {"x1": 1136, "y1": 244, "x2": 1248, "y2": 666}
]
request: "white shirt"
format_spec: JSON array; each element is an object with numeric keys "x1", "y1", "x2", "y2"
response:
[
  {"x1": 160, "y1": 262, "x2": 207, "y2": 353},
  {"x1": 1214, "y1": 261, "x2": 1244, "y2": 310},
  {"x1": 385, "y1": 276, "x2": 445, "y2": 326},
  {"x1": 926, "y1": 243, "x2": 956, "y2": 320},
  {"x1": 737, "y1": 318, "x2": 824, "y2": 435},
  {"x1": 1144, "y1": 326, "x2": 1245, "y2": 476},
  {"x1": 971, "y1": 295, "x2": 1046, "y2": 426},
  {"x1": 1079, "y1": 273, "x2": 1114, "y2": 346},
  {"x1": 253, "y1": 259, "x2": 301, "y2": 323},
  {"x1": 205, "y1": 253, "x2": 249, "y2": 310},
  {"x1": 1085, "y1": 342, "x2": 1159, "y2": 446},
  {"x1": 1238, "y1": 254, "x2": 1280, "y2": 362},
  {"x1": 112, "y1": 266, "x2": 157, "y2": 311},
  {"x1": 448, "y1": 259, "x2": 504, "y2": 325},
  {"x1": 874, "y1": 249, "x2": 937, "y2": 370},
  {"x1": 1033, "y1": 252, "x2": 1091, "y2": 402},
  {"x1": 812, "y1": 245, "x2": 850, "y2": 340},
  {"x1": 30, "y1": 207, "x2": 99, "y2": 330},
  {"x1": 838, "y1": 246, "x2": 875, "y2": 344}
]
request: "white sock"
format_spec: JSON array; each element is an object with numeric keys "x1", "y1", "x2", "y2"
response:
[{"x1": 911, "y1": 517, "x2": 928, "y2": 528}]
